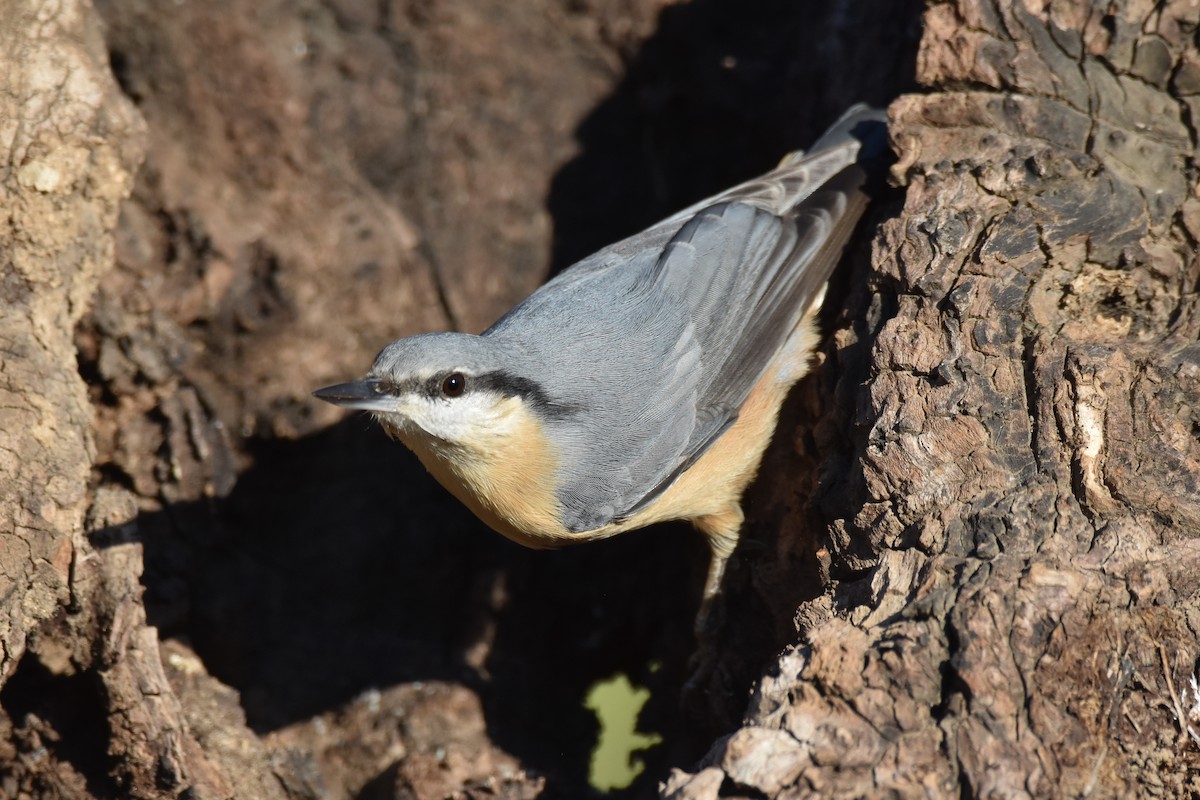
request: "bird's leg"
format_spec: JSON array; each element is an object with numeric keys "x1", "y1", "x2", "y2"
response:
[
  {"x1": 682, "y1": 505, "x2": 744, "y2": 714},
  {"x1": 693, "y1": 505, "x2": 743, "y2": 639}
]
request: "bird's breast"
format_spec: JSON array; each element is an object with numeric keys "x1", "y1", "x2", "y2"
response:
[{"x1": 396, "y1": 398, "x2": 573, "y2": 549}]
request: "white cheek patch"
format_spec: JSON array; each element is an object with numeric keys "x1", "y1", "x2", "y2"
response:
[{"x1": 408, "y1": 392, "x2": 521, "y2": 445}]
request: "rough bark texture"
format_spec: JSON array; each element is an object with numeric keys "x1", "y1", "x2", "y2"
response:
[
  {"x1": 2, "y1": 0, "x2": 1196, "y2": 798},
  {"x1": 1, "y1": 0, "x2": 143, "y2": 675},
  {"x1": 669, "y1": 1, "x2": 1200, "y2": 798}
]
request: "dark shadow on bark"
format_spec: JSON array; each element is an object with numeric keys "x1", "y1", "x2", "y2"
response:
[
  {"x1": 0, "y1": 657, "x2": 116, "y2": 797},
  {"x1": 546, "y1": 0, "x2": 923, "y2": 274},
  {"x1": 82, "y1": 419, "x2": 704, "y2": 799}
]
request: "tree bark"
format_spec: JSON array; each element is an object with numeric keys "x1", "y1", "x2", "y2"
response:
[
  {"x1": 2, "y1": 0, "x2": 1197, "y2": 799},
  {"x1": 670, "y1": 1, "x2": 1200, "y2": 797}
]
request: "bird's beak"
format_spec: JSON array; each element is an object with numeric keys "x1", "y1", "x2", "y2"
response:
[{"x1": 313, "y1": 377, "x2": 397, "y2": 412}]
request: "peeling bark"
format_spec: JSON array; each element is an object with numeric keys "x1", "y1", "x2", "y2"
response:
[
  {"x1": 670, "y1": 1, "x2": 1200, "y2": 797},
  {"x1": 0, "y1": 0, "x2": 144, "y2": 747}
]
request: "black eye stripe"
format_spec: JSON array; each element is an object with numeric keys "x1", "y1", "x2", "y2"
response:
[
  {"x1": 401, "y1": 370, "x2": 576, "y2": 419},
  {"x1": 378, "y1": 377, "x2": 420, "y2": 396},
  {"x1": 473, "y1": 371, "x2": 576, "y2": 419}
]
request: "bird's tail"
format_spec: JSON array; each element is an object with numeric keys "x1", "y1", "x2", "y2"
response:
[{"x1": 779, "y1": 103, "x2": 889, "y2": 169}]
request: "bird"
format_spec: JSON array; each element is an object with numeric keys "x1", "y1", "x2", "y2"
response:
[{"x1": 315, "y1": 105, "x2": 888, "y2": 636}]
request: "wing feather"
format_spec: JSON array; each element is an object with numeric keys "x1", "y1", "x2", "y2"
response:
[
  {"x1": 614, "y1": 166, "x2": 870, "y2": 520},
  {"x1": 492, "y1": 105, "x2": 888, "y2": 532}
]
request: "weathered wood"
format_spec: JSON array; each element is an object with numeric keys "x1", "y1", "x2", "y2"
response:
[
  {"x1": 669, "y1": 1, "x2": 1200, "y2": 797},
  {"x1": 0, "y1": 0, "x2": 142, "y2": 677},
  {"x1": 0, "y1": 3, "x2": 156, "y2": 796}
]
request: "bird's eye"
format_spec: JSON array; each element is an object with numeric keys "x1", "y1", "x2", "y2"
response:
[{"x1": 441, "y1": 372, "x2": 466, "y2": 398}]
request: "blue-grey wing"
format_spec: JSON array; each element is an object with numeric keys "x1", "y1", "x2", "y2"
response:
[
  {"x1": 494, "y1": 106, "x2": 886, "y2": 532},
  {"x1": 613, "y1": 166, "x2": 871, "y2": 520},
  {"x1": 495, "y1": 105, "x2": 887, "y2": 314}
]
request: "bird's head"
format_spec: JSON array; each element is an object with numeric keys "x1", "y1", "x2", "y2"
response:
[{"x1": 313, "y1": 332, "x2": 564, "y2": 451}]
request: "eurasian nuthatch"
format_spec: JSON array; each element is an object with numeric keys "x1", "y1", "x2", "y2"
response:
[{"x1": 316, "y1": 105, "x2": 887, "y2": 630}]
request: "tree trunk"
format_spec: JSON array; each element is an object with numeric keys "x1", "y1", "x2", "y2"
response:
[
  {"x1": 1, "y1": 0, "x2": 1197, "y2": 799},
  {"x1": 670, "y1": 1, "x2": 1200, "y2": 797}
]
